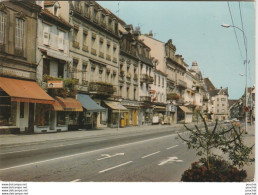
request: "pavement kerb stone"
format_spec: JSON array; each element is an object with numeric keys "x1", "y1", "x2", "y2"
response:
[{"x1": 0, "y1": 122, "x2": 216, "y2": 147}]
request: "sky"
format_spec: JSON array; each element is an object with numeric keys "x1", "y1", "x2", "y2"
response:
[{"x1": 98, "y1": 1, "x2": 255, "y2": 100}]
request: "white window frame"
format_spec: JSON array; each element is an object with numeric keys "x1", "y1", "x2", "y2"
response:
[
  {"x1": 15, "y1": 18, "x2": 24, "y2": 50},
  {"x1": 58, "y1": 31, "x2": 65, "y2": 50},
  {"x1": 43, "y1": 24, "x2": 50, "y2": 46}
]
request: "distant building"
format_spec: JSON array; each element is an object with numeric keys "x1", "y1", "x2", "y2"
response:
[{"x1": 204, "y1": 78, "x2": 229, "y2": 121}]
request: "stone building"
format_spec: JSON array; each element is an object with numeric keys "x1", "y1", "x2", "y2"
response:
[
  {"x1": 118, "y1": 24, "x2": 140, "y2": 127},
  {"x1": 204, "y1": 78, "x2": 229, "y2": 121},
  {"x1": 35, "y1": 1, "x2": 85, "y2": 133},
  {"x1": 58, "y1": 1, "x2": 120, "y2": 128},
  {"x1": 0, "y1": 1, "x2": 55, "y2": 133},
  {"x1": 139, "y1": 33, "x2": 173, "y2": 124}
]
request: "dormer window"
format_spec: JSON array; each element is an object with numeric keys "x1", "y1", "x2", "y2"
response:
[{"x1": 54, "y1": 7, "x2": 57, "y2": 16}]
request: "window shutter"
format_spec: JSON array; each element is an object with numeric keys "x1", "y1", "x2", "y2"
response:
[
  {"x1": 58, "y1": 31, "x2": 64, "y2": 50},
  {"x1": 43, "y1": 25, "x2": 50, "y2": 45}
]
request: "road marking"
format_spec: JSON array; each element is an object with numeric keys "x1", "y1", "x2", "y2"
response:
[
  {"x1": 158, "y1": 156, "x2": 183, "y2": 166},
  {"x1": 0, "y1": 133, "x2": 178, "y2": 171},
  {"x1": 0, "y1": 142, "x2": 83, "y2": 155},
  {"x1": 71, "y1": 179, "x2": 81, "y2": 182},
  {"x1": 99, "y1": 161, "x2": 133, "y2": 173},
  {"x1": 141, "y1": 151, "x2": 160, "y2": 159},
  {"x1": 166, "y1": 145, "x2": 178, "y2": 150},
  {"x1": 97, "y1": 153, "x2": 125, "y2": 161}
]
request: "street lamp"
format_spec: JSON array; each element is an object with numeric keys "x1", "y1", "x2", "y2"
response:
[{"x1": 221, "y1": 24, "x2": 248, "y2": 133}]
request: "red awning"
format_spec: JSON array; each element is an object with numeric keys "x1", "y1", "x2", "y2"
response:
[
  {"x1": 52, "y1": 96, "x2": 83, "y2": 112},
  {"x1": 0, "y1": 77, "x2": 54, "y2": 104}
]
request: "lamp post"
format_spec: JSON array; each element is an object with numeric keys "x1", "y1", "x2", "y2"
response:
[{"x1": 221, "y1": 24, "x2": 248, "y2": 133}]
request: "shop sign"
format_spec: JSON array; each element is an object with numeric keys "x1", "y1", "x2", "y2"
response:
[{"x1": 47, "y1": 80, "x2": 63, "y2": 88}]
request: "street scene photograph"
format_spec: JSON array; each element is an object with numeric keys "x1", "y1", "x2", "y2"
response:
[{"x1": 0, "y1": 0, "x2": 255, "y2": 189}]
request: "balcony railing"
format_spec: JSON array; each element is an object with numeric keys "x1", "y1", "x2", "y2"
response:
[
  {"x1": 91, "y1": 48, "x2": 97, "y2": 56},
  {"x1": 88, "y1": 81, "x2": 115, "y2": 96},
  {"x1": 140, "y1": 74, "x2": 148, "y2": 83},
  {"x1": 167, "y1": 93, "x2": 180, "y2": 100},
  {"x1": 73, "y1": 41, "x2": 80, "y2": 49},
  {"x1": 140, "y1": 96, "x2": 151, "y2": 102},
  {"x1": 99, "y1": 51, "x2": 104, "y2": 58},
  {"x1": 106, "y1": 54, "x2": 111, "y2": 61},
  {"x1": 147, "y1": 76, "x2": 154, "y2": 84},
  {"x1": 82, "y1": 45, "x2": 89, "y2": 52},
  {"x1": 177, "y1": 79, "x2": 187, "y2": 88}
]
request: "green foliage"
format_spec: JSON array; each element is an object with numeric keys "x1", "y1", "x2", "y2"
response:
[
  {"x1": 42, "y1": 74, "x2": 78, "y2": 98},
  {"x1": 178, "y1": 113, "x2": 254, "y2": 169},
  {"x1": 181, "y1": 156, "x2": 247, "y2": 182}
]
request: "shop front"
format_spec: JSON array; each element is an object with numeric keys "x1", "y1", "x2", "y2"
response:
[
  {"x1": 77, "y1": 94, "x2": 106, "y2": 129},
  {"x1": 103, "y1": 101, "x2": 128, "y2": 128},
  {"x1": 166, "y1": 104, "x2": 177, "y2": 124},
  {"x1": 121, "y1": 100, "x2": 140, "y2": 126},
  {"x1": 178, "y1": 106, "x2": 193, "y2": 123},
  {"x1": 0, "y1": 77, "x2": 54, "y2": 134},
  {"x1": 139, "y1": 105, "x2": 153, "y2": 126},
  {"x1": 153, "y1": 105, "x2": 166, "y2": 124}
]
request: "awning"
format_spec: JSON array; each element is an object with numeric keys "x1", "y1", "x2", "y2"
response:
[
  {"x1": 77, "y1": 94, "x2": 105, "y2": 112},
  {"x1": 53, "y1": 96, "x2": 83, "y2": 111},
  {"x1": 104, "y1": 101, "x2": 128, "y2": 112},
  {"x1": 179, "y1": 106, "x2": 193, "y2": 114},
  {"x1": 0, "y1": 77, "x2": 54, "y2": 104}
]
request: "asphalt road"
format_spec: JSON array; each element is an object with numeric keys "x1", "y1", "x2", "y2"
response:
[{"x1": 0, "y1": 127, "x2": 201, "y2": 182}]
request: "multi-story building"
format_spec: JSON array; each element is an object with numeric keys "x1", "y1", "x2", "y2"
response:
[
  {"x1": 139, "y1": 33, "x2": 172, "y2": 124},
  {"x1": 119, "y1": 24, "x2": 140, "y2": 126},
  {"x1": 204, "y1": 78, "x2": 229, "y2": 121},
  {"x1": 137, "y1": 32, "x2": 155, "y2": 125},
  {"x1": 35, "y1": 1, "x2": 85, "y2": 133},
  {"x1": 59, "y1": 1, "x2": 121, "y2": 128},
  {"x1": 0, "y1": 1, "x2": 55, "y2": 133}
]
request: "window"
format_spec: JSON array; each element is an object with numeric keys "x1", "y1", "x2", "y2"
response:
[
  {"x1": 91, "y1": 36, "x2": 96, "y2": 48},
  {"x1": 90, "y1": 67, "x2": 95, "y2": 81},
  {"x1": 217, "y1": 109, "x2": 219, "y2": 113},
  {"x1": 222, "y1": 109, "x2": 225, "y2": 113},
  {"x1": 0, "y1": 11, "x2": 6, "y2": 44},
  {"x1": 162, "y1": 78, "x2": 164, "y2": 87},
  {"x1": 217, "y1": 98, "x2": 219, "y2": 101},
  {"x1": 134, "y1": 88, "x2": 136, "y2": 100},
  {"x1": 57, "y1": 112, "x2": 66, "y2": 126},
  {"x1": 43, "y1": 24, "x2": 50, "y2": 45},
  {"x1": 58, "y1": 31, "x2": 64, "y2": 50},
  {"x1": 15, "y1": 18, "x2": 24, "y2": 50},
  {"x1": 20, "y1": 102, "x2": 24, "y2": 118},
  {"x1": 217, "y1": 104, "x2": 219, "y2": 107},
  {"x1": 58, "y1": 62, "x2": 64, "y2": 78},
  {"x1": 158, "y1": 76, "x2": 160, "y2": 85},
  {"x1": 113, "y1": 46, "x2": 117, "y2": 55},
  {"x1": 100, "y1": 14, "x2": 105, "y2": 24},
  {"x1": 222, "y1": 104, "x2": 225, "y2": 106},
  {"x1": 221, "y1": 98, "x2": 225, "y2": 101},
  {"x1": 120, "y1": 86, "x2": 123, "y2": 97},
  {"x1": 82, "y1": 64, "x2": 87, "y2": 81},
  {"x1": 83, "y1": 32, "x2": 87, "y2": 45},
  {"x1": 54, "y1": 7, "x2": 58, "y2": 16},
  {"x1": 154, "y1": 75, "x2": 156, "y2": 85},
  {"x1": 72, "y1": 60, "x2": 78, "y2": 79},
  {"x1": 73, "y1": 28, "x2": 78, "y2": 42},
  {"x1": 106, "y1": 43, "x2": 110, "y2": 54},
  {"x1": 99, "y1": 69, "x2": 103, "y2": 81},
  {"x1": 43, "y1": 59, "x2": 50, "y2": 76},
  {"x1": 127, "y1": 87, "x2": 130, "y2": 99}
]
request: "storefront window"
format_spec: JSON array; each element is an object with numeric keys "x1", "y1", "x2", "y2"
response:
[
  {"x1": 68, "y1": 112, "x2": 78, "y2": 125},
  {"x1": 35, "y1": 104, "x2": 50, "y2": 126},
  {"x1": 57, "y1": 112, "x2": 66, "y2": 126},
  {"x1": 0, "y1": 90, "x2": 17, "y2": 126}
]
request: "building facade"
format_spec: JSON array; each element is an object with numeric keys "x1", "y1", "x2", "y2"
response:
[{"x1": 0, "y1": 1, "x2": 56, "y2": 134}]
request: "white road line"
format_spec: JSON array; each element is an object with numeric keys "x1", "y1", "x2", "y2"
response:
[
  {"x1": 166, "y1": 145, "x2": 178, "y2": 150},
  {"x1": 0, "y1": 133, "x2": 178, "y2": 171},
  {"x1": 71, "y1": 179, "x2": 81, "y2": 182},
  {"x1": 99, "y1": 161, "x2": 133, "y2": 173},
  {"x1": 141, "y1": 151, "x2": 160, "y2": 159},
  {"x1": 0, "y1": 143, "x2": 82, "y2": 155}
]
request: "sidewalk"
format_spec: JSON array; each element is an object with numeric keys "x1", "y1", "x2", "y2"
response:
[{"x1": 0, "y1": 122, "x2": 211, "y2": 146}]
